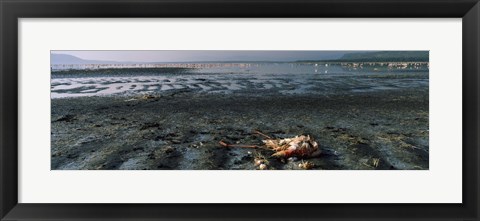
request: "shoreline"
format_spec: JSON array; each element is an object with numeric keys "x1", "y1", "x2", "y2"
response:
[
  {"x1": 51, "y1": 88, "x2": 429, "y2": 170},
  {"x1": 50, "y1": 72, "x2": 429, "y2": 99}
]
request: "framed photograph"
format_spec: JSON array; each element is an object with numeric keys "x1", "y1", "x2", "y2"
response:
[{"x1": 1, "y1": 0, "x2": 479, "y2": 220}]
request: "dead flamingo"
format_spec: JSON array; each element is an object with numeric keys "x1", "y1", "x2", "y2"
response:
[{"x1": 219, "y1": 130, "x2": 321, "y2": 158}]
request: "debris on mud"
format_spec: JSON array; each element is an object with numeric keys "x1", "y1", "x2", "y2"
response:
[
  {"x1": 253, "y1": 152, "x2": 270, "y2": 170},
  {"x1": 298, "y1": 160, "x2": 315, "y2": 170},
  {"x1": 219, "y1": 130, "x2": 321, "y2": 159}
]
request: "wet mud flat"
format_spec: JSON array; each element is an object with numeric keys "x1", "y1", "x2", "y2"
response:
[{"x1": 51, "y1": 87, "x2": 429, "y2": 170}]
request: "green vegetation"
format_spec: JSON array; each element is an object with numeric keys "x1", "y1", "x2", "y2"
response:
[
  {"x1": 338, "y1": 51, "x2": 429, "y2": 62},
  {"x1": 298, "y1": 51, "x2": 429, "y2": 62}
]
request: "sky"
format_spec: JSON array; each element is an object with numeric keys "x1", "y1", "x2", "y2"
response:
[{"x1": 51, "y1": 50, "x2": 355, "y2": 63}]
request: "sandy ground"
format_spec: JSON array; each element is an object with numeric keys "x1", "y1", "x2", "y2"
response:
[{"x1": 51, "y1": 74, "x2": 429, "y2": 170}]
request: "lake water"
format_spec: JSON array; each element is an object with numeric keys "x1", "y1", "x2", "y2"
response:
[{"x1": 50, "y1": 63, "x2": 429, "y2": 99}]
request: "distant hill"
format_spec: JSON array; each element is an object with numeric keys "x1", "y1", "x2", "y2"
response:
[
  {"x1": 51, "y1": 54, "x2": 122, "y2": 65},
  {"x1": 334, "y1": 51, "x2": 429, "y2": 62},
  {"x1": 297, "y1": 51, "x2": 429, "y2": 62}
]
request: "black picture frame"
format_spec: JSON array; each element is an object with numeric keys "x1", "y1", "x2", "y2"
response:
[{"x1": 1, "y1": 0, "x2": 479, "y2": 220}]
